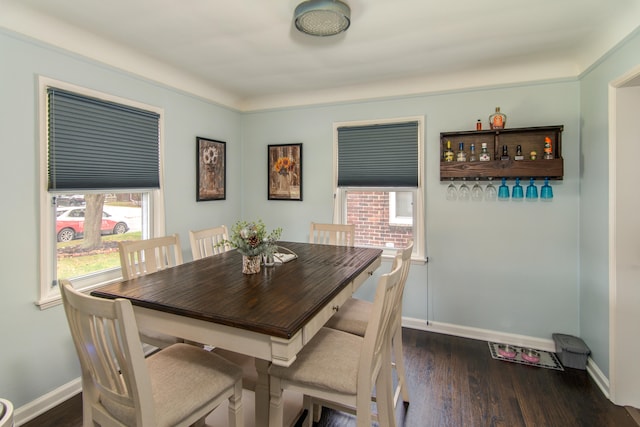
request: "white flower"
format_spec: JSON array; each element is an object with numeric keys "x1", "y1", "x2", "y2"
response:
[{"x1": 203, "y1": 146, "x2": 218, "y2": 165}]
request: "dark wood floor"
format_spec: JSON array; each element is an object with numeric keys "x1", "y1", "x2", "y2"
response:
[{"x1": 24, "y1": 329, "x2": 637, "y2": 427}]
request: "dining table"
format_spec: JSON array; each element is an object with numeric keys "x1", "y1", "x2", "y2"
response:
[{"x1": 91, "y1": 241, "x2": 382, "y2": 427}]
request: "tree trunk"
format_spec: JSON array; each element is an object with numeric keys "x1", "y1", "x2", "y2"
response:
[{"x1": 82, "y1": 194, "x2": 106, "y2": 249}]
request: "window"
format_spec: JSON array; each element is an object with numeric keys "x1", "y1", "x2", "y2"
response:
[
  {"x1": 333, "y1": 117, "x2": 425, "y2": 260},
  {"x1": 38, "y1": 77, "x2": 165, "y2": 308}
]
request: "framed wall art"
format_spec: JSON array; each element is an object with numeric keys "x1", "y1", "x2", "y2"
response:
[
  {"x1": 268, "y1": 143, "x2": 302, "y2": 201},
  {"x1": 196, "y1": 137, "x2": 226, "y2": 201}
]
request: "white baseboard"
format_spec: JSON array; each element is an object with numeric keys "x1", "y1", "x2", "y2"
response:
[
  {"x1": 586, "y1": 356, "x2": 610, "y2": 398},
  {"x1": 14, "y1": 378, "x2": 81, "y2": 426},
  {"x1": 402, "y1": 317, "x2": 557, "y2": 351},
  {"x1": 14, "y1": 321, "x2": 610, "y2": 425}
]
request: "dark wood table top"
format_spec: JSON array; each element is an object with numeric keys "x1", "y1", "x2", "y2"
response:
[{"x1": 92, "y1": 242, "x2": 382, "y2": 339}]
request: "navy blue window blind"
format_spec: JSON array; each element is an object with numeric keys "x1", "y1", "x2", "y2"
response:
[
  {"x1": 337, "y1": 121, "x2": 419, "y2": 187},
  {"x1": 47, "y1": 88, "x2": 160, "y2": 190}
]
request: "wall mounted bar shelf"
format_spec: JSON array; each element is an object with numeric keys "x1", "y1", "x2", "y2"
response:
[{"x1": 440, "y1": 125, "x2": 564, "y2": 181}]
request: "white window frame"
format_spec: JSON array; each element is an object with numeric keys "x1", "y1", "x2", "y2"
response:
[
  {"x1": 388, "y1": 191, "x2": 413, "y2": 226},
  {"x1": 37, "y1": 77, "x2": 166, "y2": 309},
  {"x1": 332, "y1": 116, "x2": 426, "y2": 262}
]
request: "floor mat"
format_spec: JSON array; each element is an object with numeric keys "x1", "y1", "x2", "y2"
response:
[{"x1": 488, "y1": 342, "x2": 564, "y2": 371}]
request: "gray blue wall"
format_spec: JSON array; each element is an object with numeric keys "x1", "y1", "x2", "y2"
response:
[{"x1": 1, "y1": 24, "x2": 639, "y2": 414}]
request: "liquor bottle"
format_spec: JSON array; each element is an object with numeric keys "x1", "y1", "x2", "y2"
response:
[
  {"x1": 500, "y1": 145, "x2": 510, "y2": 160},
  {"x1": 476, "y1": 120, "x2": 482, "y2": 131},
  {"x1": 514, "y1": 144, "x2": 524, "y2": 161},
  {"x1": 543, "y1": 136, "x2": 553, "y2": 159},
  {"x1": 443, "y1": 140, "x2": 454, "y2": 162},
  {"x1": 489, "y1": 107, "x2": 507, "y2": 129},
  {"x1": 456, "y1": 142, "x2": 467, "y2": 162},
  {"x1": 479, "y1": 142, "x2": 491, "y2": 161},
  {"x1": 469, "y1": 143, "x2": 477, "y2": 162}
]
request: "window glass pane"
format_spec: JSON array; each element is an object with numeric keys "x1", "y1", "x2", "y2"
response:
[
  {"x1": 55, "y1": 192, "x2": 143, "y2": 281},
  {"x1": 395, "y1": 191, "x2": 413, "y2": 217},
  {"x1": 346, "y1": 190, "x2": 413, "y2": 249}
]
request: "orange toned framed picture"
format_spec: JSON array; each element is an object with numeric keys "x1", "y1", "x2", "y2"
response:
[
  {"x1": 268, "y1": 143, "x2": 302, "y2": 201},
  {"x1": 197, "y1": 137, "x2": 226, "y2": 201}
]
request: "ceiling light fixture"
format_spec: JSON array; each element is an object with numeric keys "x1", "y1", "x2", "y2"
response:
[{"x1": 294, "y1": 0, "x2": 351, "y2": 37}]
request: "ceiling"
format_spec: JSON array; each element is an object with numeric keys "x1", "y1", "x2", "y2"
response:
[{"x1": 1, "y1": 0, "x2": 639, "y2": 110}]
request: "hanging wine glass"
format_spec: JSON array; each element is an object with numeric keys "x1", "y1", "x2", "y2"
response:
[
  {"x1": 458, "y1": 178, "x2": 470, "y2": 201},
  {"x1": 446, "y1": 180, "x2": 458, "y2": 201},
  {"x1": 485, "y1": 178, "x2": 497, "y2": 201},
  {"x1": 471, "y1": 178, "x2": 483, "y2": 201}
]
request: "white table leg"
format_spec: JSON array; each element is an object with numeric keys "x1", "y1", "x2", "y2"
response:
[
  {"x1": 254, "y1": 358, "x2": 270, "y2": 427},
  {"x1": 268, "y1": 376, "x2": 284, "y2": 427}
]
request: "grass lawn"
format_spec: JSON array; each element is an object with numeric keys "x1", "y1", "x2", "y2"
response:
[{"x1": 57, "y1": 231, "x2": 142, "y2": 279}]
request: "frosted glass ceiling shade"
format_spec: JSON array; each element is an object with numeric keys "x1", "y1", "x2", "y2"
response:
[{"x1": 294, "y1": 0, "x2": 351, "y2": 36}]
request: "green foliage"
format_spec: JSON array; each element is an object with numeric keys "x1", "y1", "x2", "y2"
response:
[{"x1": 226, "y1": 219, "x2": 282, "y2": 256}]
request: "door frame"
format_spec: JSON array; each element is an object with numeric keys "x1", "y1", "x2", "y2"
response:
[{"x1": 608, "y1": 64, "x2": 640, "y2": 407}]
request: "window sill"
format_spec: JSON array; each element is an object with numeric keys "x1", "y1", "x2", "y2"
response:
[
  {"x1": 381, "y1": 249, "x2": 427, "y2": 265},
  {"x1": 36, "y1": 294, "x2": 63, "y2": 310},
  {"x1": 37, "y1": 271, "x2": 124, "y2": 310}
]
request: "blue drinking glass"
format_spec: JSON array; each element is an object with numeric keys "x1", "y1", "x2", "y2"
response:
[
  {"x1": 512, "y1": 177, "x2": 524, "y2": 199},
  {"x1": 526, "y1": 177, "x2": 538, "y2": 200},
  {"x1": 540, "y1": 177, "x2": 554, "y2": 200},
  {"x1": 498, "y1": 177, "x2": 509, "y2": 200}
]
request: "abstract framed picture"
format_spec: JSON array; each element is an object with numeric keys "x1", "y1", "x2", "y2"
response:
[
  {"x1": 196, "y1": 137, "x2": 226, "y2": 201},
  {"x1": 268, "y1": 143, "x2": 302, "y2": 201}
]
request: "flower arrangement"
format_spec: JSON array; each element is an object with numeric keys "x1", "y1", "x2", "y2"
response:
[
  {"x1": 274, "y1": 156, "x2": 295, "y2": 175},
  {"x1": 226, "y1": 219, "x2": 282, "y2": 257}
]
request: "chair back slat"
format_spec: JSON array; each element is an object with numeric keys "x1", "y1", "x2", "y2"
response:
[
  {"x1": 189, "y1": 225, "x2": 230, "y2": 260},
  {"x1": 118, "y1": 234, "x2": 183, "y2": 279},
  {"x1": 309, "y1": 222, "x2": 355, "y2": 246}
]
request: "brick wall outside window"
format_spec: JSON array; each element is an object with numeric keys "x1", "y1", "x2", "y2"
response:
[{"x1": 346, "y1": 191, "x2": 412, "y2": 248}]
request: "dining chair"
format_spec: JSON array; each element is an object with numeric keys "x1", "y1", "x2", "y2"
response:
[
  {"x1": 325, "y1": 242, "x2": 413, "y2": 408},
  {"x1": 118, "y1": 234, "x2": 184, "y2": 348},
  {"x1": 118, "y1": 234, "x2": 183, "y2": 279},
  {"x1": 0, "y1": 398, "x2": 13, "y2": 427},
  {"x1": 309, "y1": 222, "x2": 355, "y2": 246},
  {"x1": 59, "y1": 281, "x2": 244, "y2": 427},
  {"x1": 189, "y1": 225, "x2": 231, "y2": 260},
  {"x1": 268, "y1": 255, "x2": 404, "y2": 427}
]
